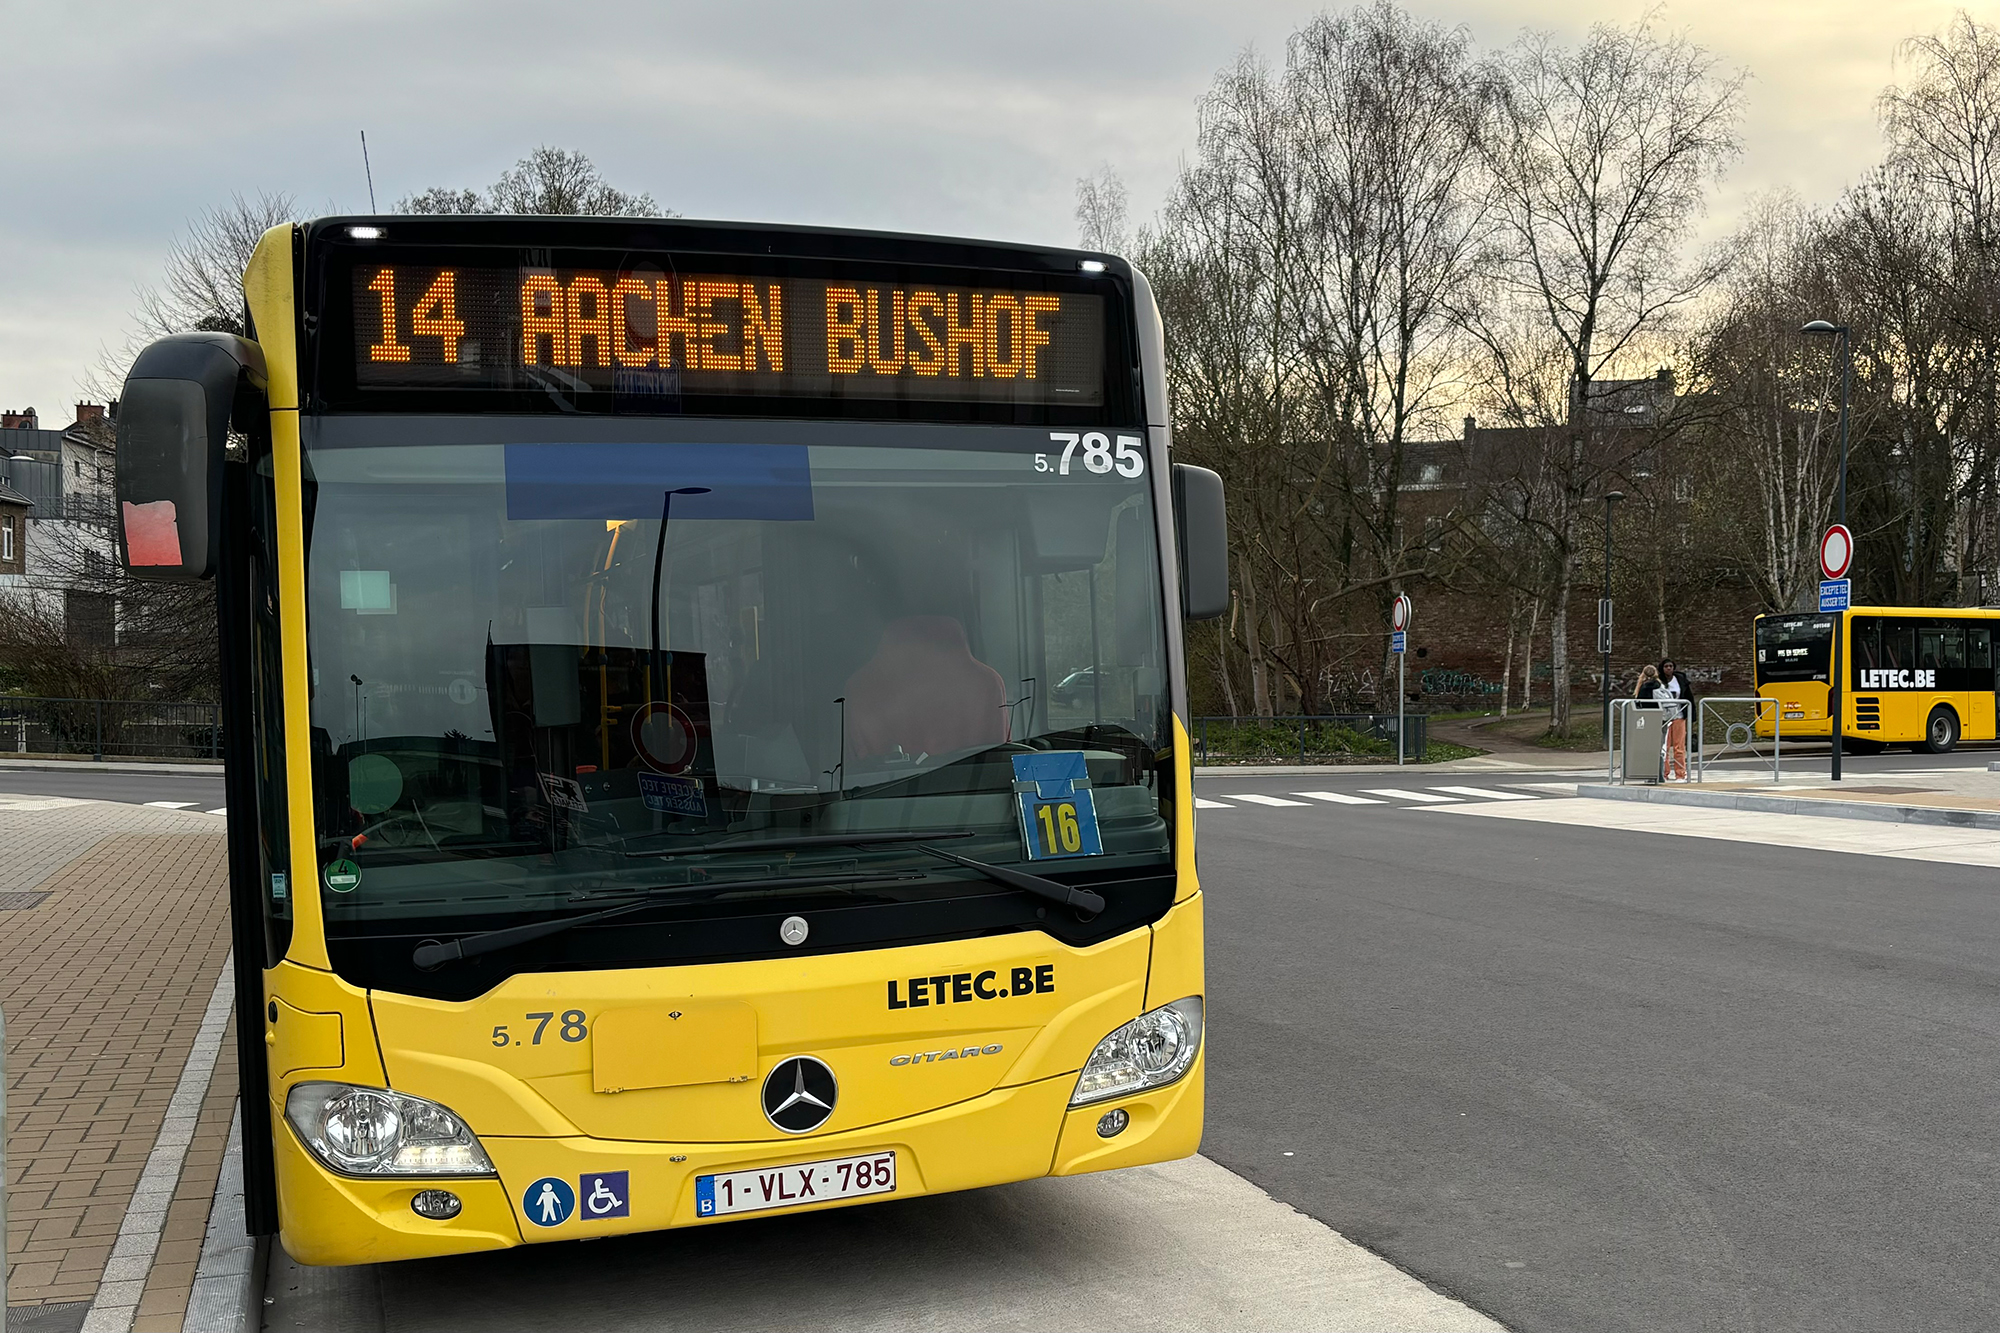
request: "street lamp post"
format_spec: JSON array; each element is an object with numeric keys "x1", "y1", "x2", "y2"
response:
[
  {"x1": 1600, "y1": 491, "x2": 1624, "y2": 745},
  {"x1": 1803, "y1": 319, "x2": 1851, "y2": 782}
]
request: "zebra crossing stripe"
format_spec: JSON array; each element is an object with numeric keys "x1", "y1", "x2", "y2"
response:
[
  {"x1": 1360, "y1": 789, "x2": 1458, "y2": 803},
  {"x1": 1220, "y1": 793, "x2": 1312, "y2": 807},
  {"x1": 1195, "y1": 798, "x2": 1233, "y2": 809},
  {"x1": 1292, "y1": 791, "x2": 1383, "y2": 805},
  {"x1": 143, "y1": 800, "x2": 200, "y2": 809},
  {"x1": 1428, "y1": 786, "x2": 1536, "y2": 801}
]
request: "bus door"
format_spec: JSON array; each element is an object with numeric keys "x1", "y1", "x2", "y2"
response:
[{"x1": 1958, "y1": 621, "x2": 1996, "y2": 739}]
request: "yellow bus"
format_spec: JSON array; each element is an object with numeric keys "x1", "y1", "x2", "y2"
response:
[
  {"x1": 1754, "y1": 607, "x2": 2000, "y2": 753},
  {"x1": 113, "y1": 216, "x2": 1229, "y2": 1264}
]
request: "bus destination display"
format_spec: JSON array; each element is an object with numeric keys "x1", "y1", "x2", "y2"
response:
[{"x1": 351, "y1": 265, "x2": 1105, "y2": 405}]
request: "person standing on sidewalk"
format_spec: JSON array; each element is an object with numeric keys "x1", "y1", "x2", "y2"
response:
[{"x1": 1659, "y1": 658, "x2": 1692, "y2": 781}]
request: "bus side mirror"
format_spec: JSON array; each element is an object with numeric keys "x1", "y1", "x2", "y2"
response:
[
  {"x1": 1172, "y1": 463, "x2": 1229, "y2": 621},
  {"x1": 115, "y1": 333, "x2": 265, "y2": 581}
]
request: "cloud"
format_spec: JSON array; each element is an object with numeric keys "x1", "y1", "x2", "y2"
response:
[{"x1": 0, "y1": 0, "x2": 1967, "y2": 417}]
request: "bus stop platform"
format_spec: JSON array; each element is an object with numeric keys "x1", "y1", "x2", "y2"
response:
[
  {"x1": 1, "y1": 796, "x2": 237, "y2": 1333},
  {"x1": 1578, "y1": 767, "x2": 2000, "y2": 831}
]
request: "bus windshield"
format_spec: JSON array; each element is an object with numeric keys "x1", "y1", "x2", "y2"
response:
[
  {"x1": 299, "y1": 419, "x2": 1172, "y2": 943},
  {"x1": 1755, "y1": 614, "x2": 1834, "y2": 685}
]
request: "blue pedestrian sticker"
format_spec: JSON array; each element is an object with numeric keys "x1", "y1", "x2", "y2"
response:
[
  {"x1": 579, "y1": 1170, "x2": 630, "y2": 1220},
  {"x1": 523, "y1": 1176, "x2": 575, "y2": 1228},
  {"x1": 1011, "y1": 751, "x2": 1104, "y2": 861}
]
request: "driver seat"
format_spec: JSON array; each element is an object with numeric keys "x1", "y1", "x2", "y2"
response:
[{"x1": 843, "y1": 616, "x2": 1010, "y2": 760}]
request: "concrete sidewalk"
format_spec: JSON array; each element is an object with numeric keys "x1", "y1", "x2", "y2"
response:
[
  {"x1": 1578, "y1": 762, "x2": 2000, "y2": 830},
  {"x1": 2, "y1": 796, "x2": 237, "y2": 1333}
]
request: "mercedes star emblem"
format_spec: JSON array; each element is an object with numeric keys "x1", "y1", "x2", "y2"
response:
[
  {"x1": 780, "y1": 915, "x2": 809, "y2": 946},
  {"x1": 762, "y1": 1056, "x2": 838, "y2": 1133}
]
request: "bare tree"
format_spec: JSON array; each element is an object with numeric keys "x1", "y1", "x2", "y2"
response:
[
  {"x1": 1075, "y1": 165, "x2": 1131, "y2": 253},
  {"x1": 138, "y1": 192, "x2": 298, "y2": 338},
  {"x1": 1481, "y1": 16, "x2": 1743, "y2": 735},
  {"x1": 397, "y1": 147, "x2": 669, "y2": 217}
]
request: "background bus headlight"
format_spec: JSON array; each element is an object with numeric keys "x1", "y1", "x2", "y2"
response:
[
  {"x1": 1069, "y1": 997, "x2": 1204, "y2": 1107},
  {"x1": 285, "y1": 1082, "x2": 495, "y2": 1176}
]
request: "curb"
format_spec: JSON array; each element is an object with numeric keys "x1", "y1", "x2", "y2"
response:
[
  {"x1": 184, "y1": 1103, "x2": 265, "y2": 1333},
  {"x1": 0, "y1": 758, "x2": 223, "y2": 775},
  {"x1": 1576, "y1": 783, "x2": 2000, "y2": 832}
]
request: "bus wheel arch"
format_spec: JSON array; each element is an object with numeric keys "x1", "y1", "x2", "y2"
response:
[{"x1": 1921, "y1": 705, "x2": 1961, "y2": 754}]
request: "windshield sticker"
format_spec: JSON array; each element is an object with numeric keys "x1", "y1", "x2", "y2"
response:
[
  {"x1": 632, "y1": 701, "x2": 700, "y2": 775},
  {"x1": 637, "y1": 771, "x2": 708, "y2": 817},
  {"x1": 1012, "y1": 751, "x2": 1104, "y2": 861},
  {"x1": 538, "y1": 773, "x2": 589, "y2": 812},
  {"x1": 270, "y1": 872, "x2": 287, "y2": 901},
  {"x1": 323, "y1": 859, "x2": 362, "y2": 894},
  {"x1": 503, "y1": 442, "x2": 814, "y2": 522}
]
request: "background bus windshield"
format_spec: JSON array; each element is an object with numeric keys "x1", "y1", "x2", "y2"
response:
[
  {"x1": 1755, "y1": 614, "x2": 1833, "y2": 684},
  {"x1": 300, "y1": 421, "x2": 1171, "y2": 931}
]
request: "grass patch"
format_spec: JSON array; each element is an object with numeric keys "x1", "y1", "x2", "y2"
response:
[{"x1": 1424, "y1": 740, "x2": 1484, "y2": 762}]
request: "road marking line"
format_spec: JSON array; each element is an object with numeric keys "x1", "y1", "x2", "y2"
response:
[
  {"x1": 205, "y1": 808, "x2": 229, "y2": 816},
  {"x1": 142, "y1": 800, "x2": 199, "y2": 809},
  {"x1": 1429, "y1": 785, "x2": 1537, "y2": 801},
  {"x1": 1219, "y1": 793, "x2": 1312, "y2": 807},
  {"x1": 81, "y1": 953, "x2": 235, "y2": 1333},
  {"x1": 1292, "y1": 791, "x2": 1384, "y2": 805},
  {"x1": 1195, "y1": 798, "x2": 1234, "y2": 809},
  {"x1": 1361, "y1": 788, "x2": 1459, "y2": 803}
]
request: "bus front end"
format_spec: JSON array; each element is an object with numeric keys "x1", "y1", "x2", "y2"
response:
[
  {"x1": 1753, "y1": 611, "x2": 1838, "y2": 740},
  {"x1": 114, "y1": 217, "x2": 1229, "y2": 1265}
]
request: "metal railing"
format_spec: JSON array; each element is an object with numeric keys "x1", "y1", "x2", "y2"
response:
[
  {"x1": 1194, "y1": 713, "x2": 1427, "y2": 765},
  {"x1": 1696, "y1": 696, "x2": 1782, "y2": 783},
  {"x1": 0, "y1": 695, "x2": 222, "y2": 761}
]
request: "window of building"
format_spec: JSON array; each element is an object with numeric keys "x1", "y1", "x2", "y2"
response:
[{"x1": 2, "y1": 515, "x2": 13, "y2": 562}]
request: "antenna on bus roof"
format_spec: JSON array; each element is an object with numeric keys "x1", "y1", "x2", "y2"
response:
[{"x1": 360, "y1": 130, "x2": 378, "y2": 212}]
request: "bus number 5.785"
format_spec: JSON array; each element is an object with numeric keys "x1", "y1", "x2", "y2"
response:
[{"x1": 1035, "y1": 433, "x2": 1145, "y2": 478}]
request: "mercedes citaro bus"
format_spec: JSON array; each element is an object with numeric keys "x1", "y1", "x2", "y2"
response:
[
  {"x1": 1755, "y1": 606, "x2": 2000, "y2": 753},
  {"x1": 113, "y1": 216, "x2": 1228, "y2": 1264}
]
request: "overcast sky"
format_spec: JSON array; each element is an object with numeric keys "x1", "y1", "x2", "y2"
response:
[{"x1": 0, "y1": 0, "x2": 1971, "y2": 420}]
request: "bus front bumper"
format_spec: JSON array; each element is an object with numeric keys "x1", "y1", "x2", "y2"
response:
[{"x1": 274, "y1": 1050, "x2": 1203, "y2": 1266}]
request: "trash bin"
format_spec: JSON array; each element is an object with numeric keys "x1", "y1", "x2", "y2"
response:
[{"x1": 1624, "y1": 706, "x2": 1666, "y2": 784}]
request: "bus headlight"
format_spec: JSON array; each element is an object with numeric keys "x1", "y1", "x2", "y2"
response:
[
  {"x1": 1069, "y1": 996, "x2": 1203, "y2": 1107},
  {"x1": 285, "y1": 1082, "x2": 495, "y2": 1177}
]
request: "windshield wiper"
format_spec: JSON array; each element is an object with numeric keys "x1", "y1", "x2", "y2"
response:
[
  {"x1": 623, "y1": 830, "x2": 973, "y2": 860},
  {"x1": 410, "y1": 871, "x2": 924, "y2": 969},
  {"x1": 916, "y1": 845, "x2": 1105, "y2": 915}
]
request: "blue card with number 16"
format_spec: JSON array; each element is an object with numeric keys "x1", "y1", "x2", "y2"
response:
[{"x1": 1012, "y1": 751, "x2": 1104, "y2": 861}]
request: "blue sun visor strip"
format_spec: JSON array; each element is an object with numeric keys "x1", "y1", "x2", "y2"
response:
[{"x1": 504, "y1": 442, "x2": 814, "y2": 521}]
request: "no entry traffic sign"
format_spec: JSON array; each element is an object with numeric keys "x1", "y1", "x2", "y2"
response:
[{"x1": 1820, "y1": 524, "x2": 1854, "y2": 581}]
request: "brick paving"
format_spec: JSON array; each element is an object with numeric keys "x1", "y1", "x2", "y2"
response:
[{"x1": 2, "y1": 797, "x2": 236, "y2": 1331}]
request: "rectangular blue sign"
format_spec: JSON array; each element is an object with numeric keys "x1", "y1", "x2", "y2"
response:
[
  {"x1": 504, "y1": 442, "x2": 814, "y2": 522},
  {"x1": 1011, "y1": 751, "x2": 1104, "y2": 861},
  {"x1": 1391, "y1": 630, "x2": 1407, "y2": 654},
  {"x1": 1818, "y1": 579, "x2": 1851, "y2": 613}
]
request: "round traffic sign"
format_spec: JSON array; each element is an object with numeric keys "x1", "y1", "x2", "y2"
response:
[
  {"x1": 1390, "y1": 595, "x2": 1411, "y2": 631},
  {"x1": 1820, "y1": 524, "x2": 1853, "y2": 580}
]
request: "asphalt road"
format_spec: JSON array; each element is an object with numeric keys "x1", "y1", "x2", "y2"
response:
[
  {"x1": 22, "y1": 756, "x2": 2000, "y2": 1328},
  {"x1": 0, "y1": 762, "x2": 226, "y2": 808},
  {"x1": 1196, "y1": 767, "x2": 2000, "y2": 1332}
]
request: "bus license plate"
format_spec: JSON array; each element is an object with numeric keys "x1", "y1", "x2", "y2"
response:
[{"x1": 695, "y1": 1151, "x2": 896, "y2": 1218}]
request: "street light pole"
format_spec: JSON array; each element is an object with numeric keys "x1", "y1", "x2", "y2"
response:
[
  {"x1": 1804, "y1": 320, "x2": 1851, "y2": 782},
  {"x1": 1599, "y1": 491, "x2": 1624, "y2": 745}
]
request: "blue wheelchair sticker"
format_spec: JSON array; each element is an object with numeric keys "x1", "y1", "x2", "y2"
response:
[{"x1": 1011, "y1": 751, "x2": 1104, "y2": 861}]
